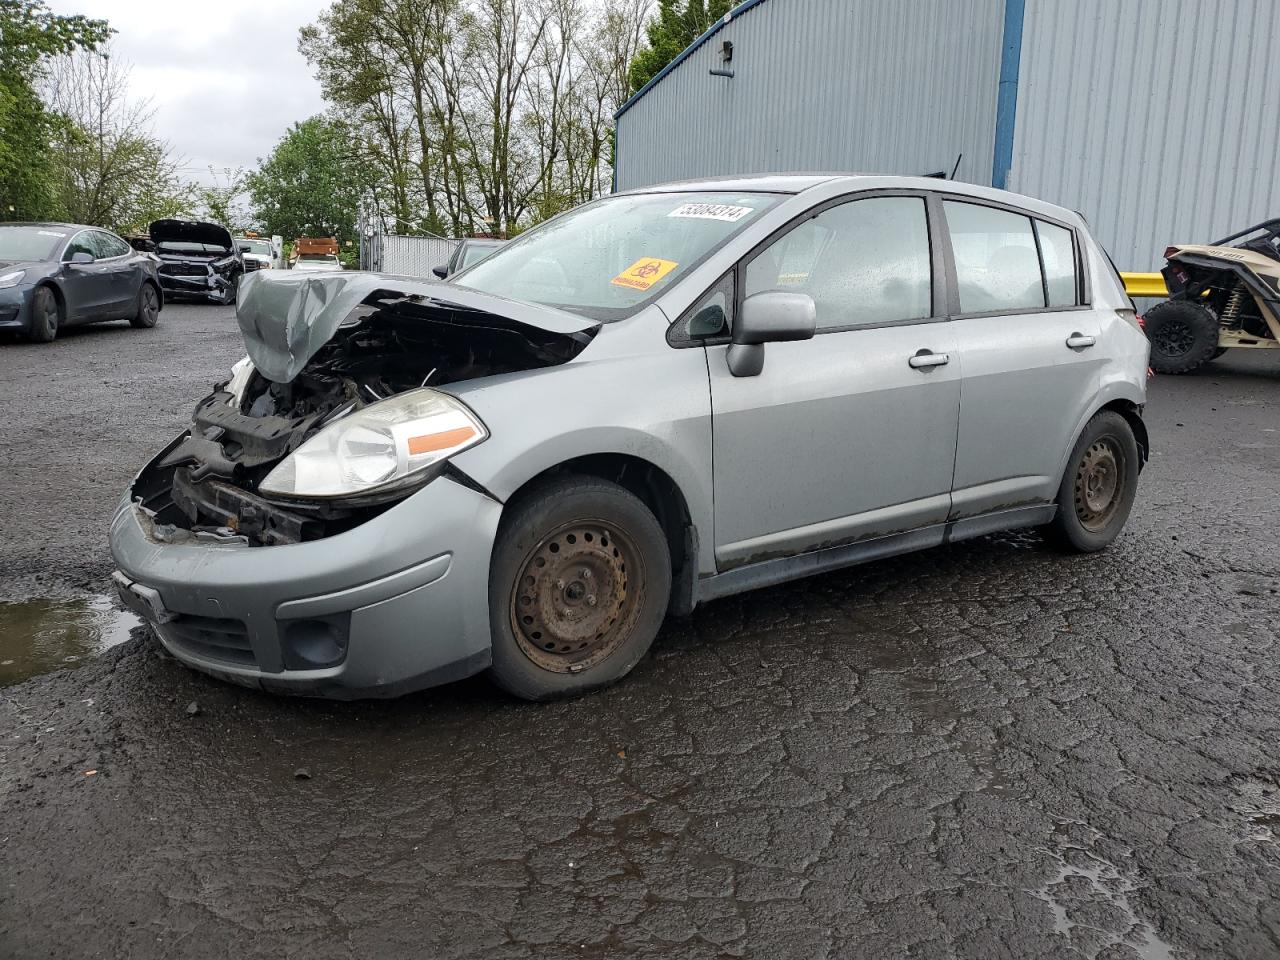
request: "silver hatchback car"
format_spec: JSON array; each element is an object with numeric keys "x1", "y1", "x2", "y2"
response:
[{"x1": 111, "y1": 175, "x2": 1149, "y2": 700}]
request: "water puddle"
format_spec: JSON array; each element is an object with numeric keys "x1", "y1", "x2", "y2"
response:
[
  {"x1": 0, "y1": 596, "x2": 141, "y2": 686},
  {"x1": 1029, "y1": 821, "x2": 1177, "y2": 959}
]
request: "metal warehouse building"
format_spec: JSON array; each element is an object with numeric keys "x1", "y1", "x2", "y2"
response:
[{"x1": 613, "y1": 0, "x2": 1280, "y2": 270}]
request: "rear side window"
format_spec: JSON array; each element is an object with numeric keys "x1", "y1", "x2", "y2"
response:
[
  {"x1": 745, "y1": 196, "x2": 932, "y2": 331},
  {"x1": 1036, "y1": 220, "x2": 1078, "y2": 306},
  {"x1": 944, "y1": 201, "x2": 1044, "y2": 313}
]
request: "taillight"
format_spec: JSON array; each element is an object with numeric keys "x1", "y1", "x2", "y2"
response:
[{"x1": 1137, "y1": 313, "x2": 1145, "y2": 330}]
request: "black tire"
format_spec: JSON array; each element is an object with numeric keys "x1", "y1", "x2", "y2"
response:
[
  {"x1": 487, "y1": 476, "x2": 671, "y2": 700},
  {"x1": 223, "y1": 273, "x2": 240, "y2": 306},
  {"x1": 1144, "y1": 299, "x2": 1219, "y2": 374},
  {"x1": 1046, "y1": 411, "x2": 1140, "y2": 553},
  {"x1": 129, "y1": 282, "x2": 160, "y2": 329},
  {"x1": 28, "y1": 285, "x2": 60, "y2": 342}
]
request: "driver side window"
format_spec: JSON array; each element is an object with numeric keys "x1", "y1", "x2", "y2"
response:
[
  {"x1": 63, "y1": 233, "x2": 95, "y2": 261},
  {"x1": 744, "y1": 196, "x2": 933, "y2": 331}
]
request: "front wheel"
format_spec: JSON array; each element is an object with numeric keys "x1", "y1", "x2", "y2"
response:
[
  {"x1": 487, "y1": 476, "x2": 671, "y2": 700},
  {"x1": 28, "y1": 286, "x2": 60, "y2": 342},
  {"x1": 129, "y1": 283, "x2": 160, "y2": 328},
  {"x1": 1046, "y1": 411, "x2": 1140, "y2": 553}
]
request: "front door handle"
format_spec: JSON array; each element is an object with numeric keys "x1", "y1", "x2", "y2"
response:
[
  {"x1": 908, "y1": 349, "x2": 949, "y2": 369},
  {"x1": 1066, "y1": 333, "x2": 1096, "y2": 349}
]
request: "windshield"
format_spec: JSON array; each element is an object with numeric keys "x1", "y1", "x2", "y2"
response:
[
  {"x1": 158, "y1": 241, "x2": 230, "y2": 255},
  {"x1": 239, "y1": 239, "x2": 272, "y2": 255},
  {"x1": 462, "y1": 243, "x2": 500, "y2": 268},
  {"x1": 455, "y1": 191, "x2": 781, "y2": 320},
  {"x1": 0, "y1": 225, "x2": 67, "y2": 261}
]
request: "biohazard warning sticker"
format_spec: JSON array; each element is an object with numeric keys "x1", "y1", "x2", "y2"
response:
[
  {"x1": 611, "y1": 257, "x2": 679, "y2": 291},
  {"x1": 667, "y1": 203, "x2": 753, "y2": 222}
]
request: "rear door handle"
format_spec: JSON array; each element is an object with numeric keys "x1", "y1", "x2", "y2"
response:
[
  {"x1": 908, "y1": 349, "x2": 949, "y2": 369},
  {"x1": 1066, "y1": 333, "x2": 1096, "y2": 349}
]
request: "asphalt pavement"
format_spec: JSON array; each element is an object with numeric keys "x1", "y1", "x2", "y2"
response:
[{"x1": 1, "y1": 302, "x2": 1279, "y2": 959}]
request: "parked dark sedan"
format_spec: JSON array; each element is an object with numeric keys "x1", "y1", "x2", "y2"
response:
[
  {"x1": 149, "y1": 219, "x2": 243, "y2": 304},
  {"x1": 0, "y1": 222, "x2": 163, "y2": 343}
]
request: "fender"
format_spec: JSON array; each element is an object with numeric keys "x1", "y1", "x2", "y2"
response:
[{"x1": 446, "y1": 347, "x2": 717, "y2": 576}]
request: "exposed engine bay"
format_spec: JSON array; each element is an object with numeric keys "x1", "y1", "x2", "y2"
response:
[{"x1": 131, "y1": 279, "x2": 597, "y2": 546}]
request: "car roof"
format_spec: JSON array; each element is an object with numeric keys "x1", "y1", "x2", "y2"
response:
[
  {"x1": 619, "y1": 174, "x2": 844, "y2": 195},
  {"x1": 1, "y1": 221, "x2": 99, "y2": 232},
  {"x1": 618, "y1": 173, "x2": 1083, "y2": 225}
]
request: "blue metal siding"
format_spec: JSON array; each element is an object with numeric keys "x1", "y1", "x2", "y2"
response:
[
  {"x1": 1009, "y1": 0, "x2": 1280, "y2": 270},
  {"x1": 990, "y1": 0, "x2": 1024, "y2": 189},
  {"x1": 613, "y1": 0, "x2": 1006, "y2": 191}
]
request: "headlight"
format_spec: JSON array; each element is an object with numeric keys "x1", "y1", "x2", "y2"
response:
[
  {"x1": 0, "y1": 270, "x2": 25, "y2": 288},
  {"x1": 258, "y1": 388, "x2": 487, "y2": 499}
]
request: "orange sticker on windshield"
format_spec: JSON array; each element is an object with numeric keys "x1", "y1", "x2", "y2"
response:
[{"x1": 611, "y1": 258, "x2": 678, "y2": 291}]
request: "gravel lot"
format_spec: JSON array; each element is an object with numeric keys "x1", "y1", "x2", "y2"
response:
[{"x1": 2, "y1": 302, "x2": 1279, "y2": 959}]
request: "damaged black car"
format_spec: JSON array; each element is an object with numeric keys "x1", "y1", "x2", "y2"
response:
[{"x1": 149, "y1": 219, "x2": 243, "y2": 304}]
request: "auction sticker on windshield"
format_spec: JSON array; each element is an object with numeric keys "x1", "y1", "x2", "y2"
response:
[
  {"x1": 611, "y1": 258, "x2": 679, "y2": 291},
  {"x1": 667, "y1": 203, "x2": 754, "y2": 222}
]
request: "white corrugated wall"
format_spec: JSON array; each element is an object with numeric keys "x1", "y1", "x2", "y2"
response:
[
  {"x1": 614, "y1": 0, "x2": 1006, "y2": 191},
  {"x1": 1009, "y1": 0, "x2": 1280, "y2": 270}
]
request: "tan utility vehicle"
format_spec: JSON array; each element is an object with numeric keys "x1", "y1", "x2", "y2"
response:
[{"x1": 1143, "y1": 219, "x2": 1280, "y2": 373}]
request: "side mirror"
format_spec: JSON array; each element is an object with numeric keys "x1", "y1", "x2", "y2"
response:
[
  {"x1": 432, "y1": 265, "x2": 448, "y2": 279},
  {"x1": 726, "y1": 291, "x2": 817, "y2": 377},
  {"x1": 68, "y1": 251, "x2": 95, "y2": 265}
]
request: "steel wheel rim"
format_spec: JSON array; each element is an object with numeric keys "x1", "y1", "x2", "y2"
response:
[
  {"x1": 1153, "y1": 318, "x2": 1193, "y2": 357},
  {"x1": 1074, "y1": 437, "x2": 1125, "y2": 532},
  {"x1": 509, "y1": 518, "x2": 645, "y2": 673}
]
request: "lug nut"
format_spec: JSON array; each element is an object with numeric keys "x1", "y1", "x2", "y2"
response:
[
  {"x1": 555, "y1": 579, "x2": 565, "y2": 590},
  {"x1": 580, "y1": 569, "x2": 592, "y2": 579},
  {"x1": 586, "y1": 595, "x2": 597, "y2": 606}
]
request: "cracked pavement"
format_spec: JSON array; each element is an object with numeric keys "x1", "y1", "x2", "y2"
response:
[{"x1": 2, "y1": 304, "x2": 1279, "y2": 958}]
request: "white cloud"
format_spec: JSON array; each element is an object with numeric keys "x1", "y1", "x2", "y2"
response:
[{"x1": 46, "y1": 0, "x2": 330, "y2": 182}]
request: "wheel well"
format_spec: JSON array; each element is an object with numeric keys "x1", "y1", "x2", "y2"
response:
[
  {"x1": 1101, "y1": 399, "x2": 1149, "y2": 465},
  {"x1": 505, "y1": 454, "x2": 697, "y2": 616}
]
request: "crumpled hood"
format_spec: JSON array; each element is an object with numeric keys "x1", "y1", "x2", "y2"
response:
[
  {"x1": 235, "y1": 271, "x2": 601, "y2": 383},
  {"x1": 149, "y1": 219, "x2": 233, "y2": 250}
]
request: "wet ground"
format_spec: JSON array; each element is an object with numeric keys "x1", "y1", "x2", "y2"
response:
[{"x1": 2, "y1": 304, "x2": 1279, "y2": 958}]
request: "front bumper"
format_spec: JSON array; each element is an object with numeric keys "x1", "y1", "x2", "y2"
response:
[
  {"x1": 109, "y1": 476, "x2": 502, "y2": 698},
  {"x1": 157, "y1": 269, "x2": 234, "y2": 302},
  {"x1": 0, "y1": 285, "x2": 34, "y2": 333}
]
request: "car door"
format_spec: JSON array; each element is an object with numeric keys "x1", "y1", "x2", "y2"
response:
[
  {"x1": 59, "y1": 231, "x2": 115, "y2": 323},
  {"x1": 704, "y1": 193, "x2": 961, "y2": 569},
  {"x1": 91, "y1": 231, "x2": 139, "y2": 317},
  {"x1": 940, "y1": 199, "x2": 1104, "y2": 518}
]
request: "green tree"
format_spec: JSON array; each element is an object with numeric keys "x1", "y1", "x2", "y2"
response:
[
  {"x1": 627, "y1": 0, "x2": 729, "y2": 94},
  {"x1": 246, "y1": 116, "x2": 368, "y2": 241},
  {"x1": 0, "y1": 0, "x2": 110, "y2": 219},
  {"x1": 43, "y1": 46, "x2": 188, "y2": 232}
]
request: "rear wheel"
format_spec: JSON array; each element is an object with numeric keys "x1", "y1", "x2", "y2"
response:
[
  {"x1": 1047, "y1": 411, "x2": 1140, "y2": 552},
  {"x1": 487, "y1": 476, "x2": 671, "y2": 700},
  {"x1": 28, "y1": 286, "x2": 60, "y2": 342},
  {"x1": 129, "y1": 283, "x2": 160, "y2": 329},
  {"x1": 1144, "y1": 299, "x2": 1219, "y2": 374}
]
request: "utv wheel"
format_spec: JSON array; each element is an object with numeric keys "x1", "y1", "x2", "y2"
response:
[
  {"x1": 130, "y1": 283, "x2": 160, "y2": 329},
  {"x1": 488, "y1": 476, "x2": 671, "y2": 700},
  {"x1": 28, "y1": 286, "x2": 60, "y2": 342},
  {"x1": 1144, "y1": 299, "x2": 1219, "y2": 374},
  {"x1": 1047, "y1": 411, "x2": 1139, "y2": 553}
]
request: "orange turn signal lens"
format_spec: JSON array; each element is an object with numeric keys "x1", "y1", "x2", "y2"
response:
[{"x1": 407, "y1": 426, "x2": 477, "y2": 456}]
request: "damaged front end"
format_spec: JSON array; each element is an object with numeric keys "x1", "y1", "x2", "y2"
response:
[
  {"x1": 149, "y1": 218, "x2": 243, "y2": 304},
  {"x1": 131, "y1": 272, "x2": 598, "y2": 546}
]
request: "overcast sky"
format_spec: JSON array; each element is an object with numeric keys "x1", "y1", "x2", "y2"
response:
[{"x1": 48, "y1": 0, "x2": 329, "y2": 183}]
